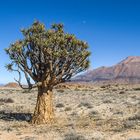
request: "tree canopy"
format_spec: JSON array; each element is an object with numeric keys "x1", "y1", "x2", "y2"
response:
[{"x1": 5, "y1": 21, "x2": 90, "y2": 89}]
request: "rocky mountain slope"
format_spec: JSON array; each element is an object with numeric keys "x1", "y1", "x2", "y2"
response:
[{"x1": 74, "y1": 56, "x2": 140, "y2": 84}]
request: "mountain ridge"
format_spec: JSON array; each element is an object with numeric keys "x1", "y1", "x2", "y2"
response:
[{"x1": 74, "y1": 56, "x2": 140, "y2": 84}]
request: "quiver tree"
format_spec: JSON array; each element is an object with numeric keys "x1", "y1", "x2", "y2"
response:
[{"x1": 5, "y1": 21, "x2": 90, "y2": 124}]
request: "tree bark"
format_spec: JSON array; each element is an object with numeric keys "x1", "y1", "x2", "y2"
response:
[{"x1": 31, "y1": 86, "x2": 54, "y2": 124}]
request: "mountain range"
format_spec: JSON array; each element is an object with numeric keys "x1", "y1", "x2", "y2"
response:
[{"x1": 74, "y1": 56, "x2": 140, "y2": 84}]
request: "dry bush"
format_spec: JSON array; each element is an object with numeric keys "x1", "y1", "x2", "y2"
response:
[
  {"x1": 111, "y1": 88, "x2": 117, "y2": 91},
  {"x1": 100, "y1": 84, "x2": 111, "y2": 89},
  {"x1": 128, "y1": 114, "x2": 140, "y2": 121},
  {"x1": 89, "y1": 110, "x2": 99, "y2": 119},
  {"x1": 57, "y1": 89, "x2": 65, "y2": 93},
  {"x1": 56, "y1": 103, "x2": 64, "y2": 108},
  {"x1": 78, "y1": 102, "x2": 93, "y2": 109},
  {"x1": 65, "y1": 107, "x2": 72, "y2": 111},
  {"x1": 103, "y1": 99, "x2": 112, "y2": 104},
  {"x1": 64, "y1": 133, "x2": 86, "y2": 140},
  {"x1": 123, "y1": 120, "x2": 135, "y2": 130},
  {"x1": 0, "y1": 98, "x2": 14, "y2": 103},
  {"x1": 22, "y1": 89, "x2": 32, "y2": 93},
  {"x1": 119, "y1": 91, "x2": 125, "y2": 94},
  {"x1": 133, "y1": 87, "x2": 140, "y2": 91},
  {"x1": 74, "y1": 88, "x2": 81, "y2": 91}
]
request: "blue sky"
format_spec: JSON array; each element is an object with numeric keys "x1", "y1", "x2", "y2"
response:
[{"x1": 0, "y1": 0, "x2": 140, "y2": 83}]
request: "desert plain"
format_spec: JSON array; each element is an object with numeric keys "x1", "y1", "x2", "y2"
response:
[{"x1": 0, "y1": 83, "x2": 139, "y2": 140}]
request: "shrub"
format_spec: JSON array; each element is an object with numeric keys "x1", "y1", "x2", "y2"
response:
[
  {"x1": 64, "y1": 133, "x2": 86, "y2": 140},
  {"x1": 128, "y1": 114, "x2": 140, "y2": 121},
  {"x1": 22, "y1": 89, "x2": 31, "y2": 93},
  {"x1": 57, "y1": 89, "x2": 65, "y2": 93},
  {"x1": 75, "y1": 88, "x2": 81, "y2": 91},
  {"x1": 56, "y1": 103, "x2": 64, "y2": 108},
  {"x1": 119, "y1": 91, "x2": 125, "y2": 94},
  {"x1": 78, "y1": 102, "x2": 93, "y2": 109},
  {"x1": 0, "y1": 98, "x2": 14, "y2": 103},
  {"x1": 133, "y1": 87, "x2": 140, "y2": 91},
  {"x1": 89, "y1": 110, "x2": 98, "y2": 118},
  {"x1": 65, "y1": 107, "x2": 72, "y2": 111},
  {"x1": 112, "y1": 89, "x2": 117, "y2": 91},
  {"x1": 103, "y1": 99, "x2": 112, "y2": 104},
  {"x1": 100, "y1": 84, "x2": 110, "y2": 89}
]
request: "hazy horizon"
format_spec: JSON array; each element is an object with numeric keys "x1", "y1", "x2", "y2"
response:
[{"x1": 0, "y1": 0, "x2": 140, "y2": 83}]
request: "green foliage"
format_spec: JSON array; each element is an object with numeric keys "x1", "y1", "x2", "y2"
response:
[{"x1": 5, "y1": 21, "x2": 91, "y2": 89}]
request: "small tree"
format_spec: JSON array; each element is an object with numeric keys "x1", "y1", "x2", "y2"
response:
[{"x1": 5, "y1": 21, "x2": 90, "y2": 124}]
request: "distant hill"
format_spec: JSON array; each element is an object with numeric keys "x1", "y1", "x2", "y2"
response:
[
  {"x1": 0, "y1": 84, "x2": 4, "y2": 87},
  {"x1": 74, "y1": 56, "x2": 140, "y2": 84},
  {"x1": 4, "y1": 82, "x2": 19, "y2": 88}
]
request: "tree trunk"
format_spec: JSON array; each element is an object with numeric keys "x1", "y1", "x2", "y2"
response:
[{"x1": 31, "y1": 86, "x2": 54, "y2": 124}]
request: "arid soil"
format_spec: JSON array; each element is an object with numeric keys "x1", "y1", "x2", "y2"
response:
[{"x1": 0, "y1": 84, "x2": 139, "y2": 140}]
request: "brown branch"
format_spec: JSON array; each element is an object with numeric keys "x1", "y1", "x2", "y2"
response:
[{"x1": 13, "y1": 67, "x2": 37, "y2": 90}]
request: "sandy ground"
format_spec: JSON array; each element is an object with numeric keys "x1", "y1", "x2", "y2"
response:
[{"x1": 0, "y1": 84, "x2": 139, "y2": 140}]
